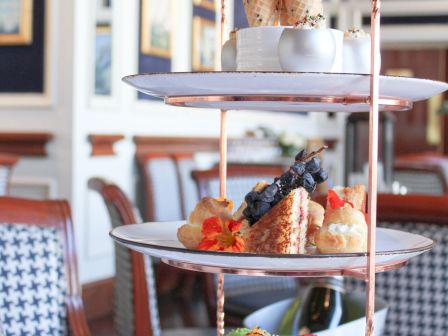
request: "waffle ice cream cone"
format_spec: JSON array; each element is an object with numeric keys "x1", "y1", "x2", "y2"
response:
[
  {"x1": 243, "y1": 0, "x2": 279, "y2": 27},
  {"x1": 278, "y1": 0, "x2": 290, "y2": 26},
  {"x1": 284, "y1": 0, "x2": 323, "y2": 25}
]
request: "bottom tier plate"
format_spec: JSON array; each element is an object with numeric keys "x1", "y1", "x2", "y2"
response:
[{"x1": 110, "y1": 221, "x2": 433, "y2": 277}]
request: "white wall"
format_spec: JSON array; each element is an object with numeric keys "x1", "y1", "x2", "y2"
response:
[{"x1": 0, "y1": 0, "x2": 74, "y2": 201}]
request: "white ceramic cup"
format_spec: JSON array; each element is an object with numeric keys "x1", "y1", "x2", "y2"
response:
[
  {"x1": 221, "y1": 38, "x2": 237, "y2": 71},
  {"x1": 331, "y1": 29, "x2": 344, "y2": 72},
  {"x1": 236, "y1": 27, "x2": 285, "y2": 71},
  {"x1": 343, "y1": 36, "x2": 381, "y2": 74},
  {"x1": 278, "y1": 28, "x2": 344, "y2": 73}
]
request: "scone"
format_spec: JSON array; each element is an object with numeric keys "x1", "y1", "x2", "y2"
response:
[
  {"x1": 177, "y1": 197, "x2": 233, "y2": 249},
  {"x1": 244, "y1": 187, "x2": 309, "y2": 254},
  {"x1": 316, "y1": 205, "x2": 367, "y2": 253},
  {"x1": 306, "y1": 200, "x2": 325, "y2": 245}
]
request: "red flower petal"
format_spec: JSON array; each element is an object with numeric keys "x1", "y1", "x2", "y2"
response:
[
  {"x1": 232, "y1": 237, "x2": 245, "y2": 252},
  {"x1": 202, "y1": 217, "x2": 223, "y2": 237},
  {"x1": 227, "y1": 220, "x2": 242, "y2": 233},
  {"x1": 198, "y1": 238, "x2": 219, "y2": 251}
]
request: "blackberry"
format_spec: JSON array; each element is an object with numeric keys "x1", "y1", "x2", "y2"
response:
[
  {"x1": 292, "y1": 162, "x2": 306, "y2": 175},
  {"x1": 279, "y1": 171, "x2": 294, "y2": 186},
  {"x1": 263, "y1": 183, "x2": 278, "y2": 197},
  {"x1": 252, "y1": 200, "x2": 270, "y2": 216},
  {"x1": 313, "y1": 169, "x2": 329, "y2": 183},
  {"x1": 302, "y1": 172, "x2": 317, "y2": 193},
  {"x1": 306, "y1": 157, "x2": 321, "y2": 174},
  {"x1": 245, "y1": 191, "x2": 260, "y2": 203}
]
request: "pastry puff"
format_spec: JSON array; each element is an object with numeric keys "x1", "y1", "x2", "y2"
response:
[
  {"x1": 306, "y1": 200, "x2": 325, "y2": 245},
  {"x1": 316, "y1": 205, "x2": 367, "y2": 253},
  {"x1": 177, "y1": 197, "x2": 233, "y2": 249}
]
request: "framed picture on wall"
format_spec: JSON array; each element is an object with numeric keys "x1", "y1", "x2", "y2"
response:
[
  {"x1": 192, "y1": 16, "x2": 216, "y2": 71},
  {"x1": 94, "y1": 25, "x2": 112, "y2": 95},
  {"x1": 193, "y1": 0, "x2": 215, "y2": 11},
  {"x1": 0, "y1": 0, "x2": 33, "y2": 45},
  {"x1": 140, "y1": 0, "x2": 172, "y2": 59}
]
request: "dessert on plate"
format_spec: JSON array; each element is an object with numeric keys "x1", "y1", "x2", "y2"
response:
[
  {"x1": 177, "y1": 145, "x2": 369, "y2": 255},
  {"x1": 177, "y1": 197, "x2": 234, "y2": 249},
  {"x1": 244, "y1": 187, "x2": 309, "y2": 254},
  {"x1": 316, "y1": 185, "x2": 368, "y2": 253},
  {"x1": 178, "y1": 147, "x2": 330, "y2": 254}
]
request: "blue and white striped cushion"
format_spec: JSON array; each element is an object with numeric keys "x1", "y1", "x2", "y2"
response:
[
  {"x1": 0, "y1": 167, "x2": 10, "y2": 196},
  {"x1": 0, "y1": 223, "x2": 67, "y2": 336},
  {"x1": 394, "y1": 171, "x2": 444, "y2": 195}
]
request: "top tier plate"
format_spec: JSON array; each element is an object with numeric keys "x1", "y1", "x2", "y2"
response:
[{"x1": 123, "y1": 72, "x2": 448, "y2": 113}]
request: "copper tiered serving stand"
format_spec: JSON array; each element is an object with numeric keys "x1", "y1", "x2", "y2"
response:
[{"x1": 117, "y1": 1, "x2": 447, "y2": 335}]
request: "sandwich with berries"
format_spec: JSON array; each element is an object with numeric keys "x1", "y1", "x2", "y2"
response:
[
  {"x1": 240, "y1": 147, "x2": 328, "y2": 254},
  {"x1": 177, "y1": 147, "x2": 329, "y2": 254}
]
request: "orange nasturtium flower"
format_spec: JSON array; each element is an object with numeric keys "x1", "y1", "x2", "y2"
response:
[{"x1": 197, "y1": 216, "x2": 245, "y2": 252}]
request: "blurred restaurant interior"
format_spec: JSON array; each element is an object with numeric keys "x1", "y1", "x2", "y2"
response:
[{"x1": 0, "y1": 0, "x2": 447, "y2": 335}]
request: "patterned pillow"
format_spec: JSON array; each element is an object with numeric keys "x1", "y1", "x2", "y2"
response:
[
  {"x1": 345, "y1": 222, "x2": 448, "y2": 336},
  {"x1": 0, "y1": 223, "x2": 67, "y2": 336}
]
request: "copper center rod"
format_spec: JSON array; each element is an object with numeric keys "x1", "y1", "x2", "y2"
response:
[
  {"x1": 366, "y1": 0, "x2": 381, "y2": 335},
  {"x1": 217, "y1": 0, "x2": 228, "y2": 335}
]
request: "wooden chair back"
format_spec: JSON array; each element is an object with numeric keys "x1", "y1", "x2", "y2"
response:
[
  {"x1": 192, "y1": 164, "x2": 285, "y2": 207},
  {"x1": 88, "y1": 178, "x2": 157, "y2": 336},
  {"x1": 0, "y1": 197, "x2": 90, "y2": 336},
  {"x1": 136, "y1": 153, "x2": 198, "y2": 222}
]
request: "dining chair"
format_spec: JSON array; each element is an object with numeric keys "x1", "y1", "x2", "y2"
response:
[
  {"x1": 0, "y1": 197, "x2": 90, "y2": 336},
  {"x1": 137, "y1": 153, "x2": 189, "y2": 222},
  {"x1": 344, "y1": 194, "x2": 448, "y2": 336},
  {"x1": 0, "y1": 154, "x2": 18, "y2": 196},
  {"x1": 136, "y1": 153, "x2": 200, "y2": 297},
  {"x1": 191, "y1": 164, "x2": 300, "y2": 326},
  {"x1": 394, "y1": 161, "x2": 448, "y2": 195},
  {"x1": 89, "y1": 177, "x2": 217, "y2": 336}
]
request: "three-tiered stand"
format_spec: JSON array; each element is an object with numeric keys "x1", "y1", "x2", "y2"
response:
[{"x1": 111, "y1": 1, "x2": 448, "y2": 335}]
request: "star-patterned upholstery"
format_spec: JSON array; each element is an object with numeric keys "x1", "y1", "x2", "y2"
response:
[
  {"x1": 345, "y1": 222, "x2": 448, "y2": 336},
  {"x1": 0, "y1": 224, "x2": 67, "y2": 335},
  {"x1": 340, "y1": 194, "x2": 448, "y2": 336},
  {"x1": 0, "y1": 197, "x2": 90, "y2": 336}
]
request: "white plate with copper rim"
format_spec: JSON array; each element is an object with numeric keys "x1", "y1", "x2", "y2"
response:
[
  {"x1": 110, "y1": 221, "x2": 434, "y2": 277},
  {"x1": 122, "y1": 72, "x2": 448, "y2": 113}
]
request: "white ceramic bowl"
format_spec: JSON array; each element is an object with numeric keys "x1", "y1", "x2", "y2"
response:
[
  {"x1": 343, "y1": 36, "x2": 381, "y2": 74},
  {"x1": 244, "y1": 293, "x2": 388, "y2": 336},
  {"x1": 278, "y1": 28, "x2": 344, "y2": 73},
  {"x1": 236, "y1": 27, "x2": 285, "y2": 71}
]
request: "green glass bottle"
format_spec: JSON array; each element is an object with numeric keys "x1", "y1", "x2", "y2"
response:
[{"x1": 294, "y1": 277, "x2": 345, "y2": 335}]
